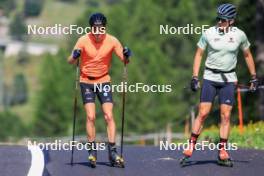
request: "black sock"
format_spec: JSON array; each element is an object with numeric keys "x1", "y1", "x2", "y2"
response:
[
  {"x1": 108, "y1": 142, "x2": 116, "y2": 146},
  {"x1": 189, "y1": 132, "x2": 199, "y2": 144},
  {"x1": 88, "y1": 141, "x2": 96, "y2": 151},
  {"x1": 219, "y1": 138, "x2": 228, "y2": 150},
  {"x1": 88, "y1": 141, "x2": 96, "y2": 145}
]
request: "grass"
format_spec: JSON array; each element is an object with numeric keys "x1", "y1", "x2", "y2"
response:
[
  {"x1": 3, "y1": 54, "x2": 42, "y2": 124},
  {"x1": 4, "y1": 0, "x2": 88, "y2": 123},
  {"x1": 33, "y1": 0, "x2": 86, "y2": 26},
  {"x1": 200, "y1": 122, "x2": 264, "y2": 149},
  {"x1": 25, "y1": 0, "x2": 87, "y2": 45}
]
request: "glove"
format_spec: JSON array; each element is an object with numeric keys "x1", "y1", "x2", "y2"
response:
[
  {"x1": 72, "y1": 49, "x2": 81, "y2": 59},
  {"x1": 190, "y1": 76, "x2": 200, "y2": 92},
  {"x1": 123, "y1": 46, "x2": 131, "y2": 64},
  {"x1": 249, "y1": 75, "x2": 258, "y2": 92}
]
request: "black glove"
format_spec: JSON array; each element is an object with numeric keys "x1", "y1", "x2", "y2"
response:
[
  {"x1": 72, "y1": 49, "x2": 81, "y2": 59},
  {"x1": 249, "y1": 75, "x2": 259, "y2": 92},
  {"x1": 123, "y1": 46, "x2": 132, "y2": 63},
  {"x1": 190, "y1": 76, "x2": 200, "y2": 92}
]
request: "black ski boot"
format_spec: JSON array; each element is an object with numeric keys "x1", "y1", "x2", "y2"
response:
[
  {"x1": 108, "y1": 143, "x2": 124, "y2": 168},
  {"x1": 88, "y1": 142, "x2": 97, "y2": 168}
]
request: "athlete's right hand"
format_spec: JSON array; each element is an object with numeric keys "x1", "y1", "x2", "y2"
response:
[
  {"x1": 72, "y1": 49, "x2": 81, "y2": 59},
  {"x1": 190, "y1": 76, "x2": 200, "y2": 92},
  {"x1": 249, "y1": 75, "x2": 258, "y2": 92}
]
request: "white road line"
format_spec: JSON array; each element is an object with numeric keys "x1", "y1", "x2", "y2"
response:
[{"x1": 27, "y1": 145, "x2": 45, "y2": 176}]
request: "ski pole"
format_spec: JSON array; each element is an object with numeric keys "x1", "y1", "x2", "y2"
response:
[
  {"x1": 237, "y1": 85, "x2": 264, "y2": 92},
  {"x1": 120, "y1": 60, "x2": 128, "y2": 158},
  {"x1": 70, "y1": 59, "x2": 79, "y2": 165},
  {"x1": 184, "y1": 84, "x2": 264, "y2": 92}
]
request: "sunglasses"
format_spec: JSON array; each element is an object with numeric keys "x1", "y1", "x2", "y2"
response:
[{"x1": 216, "y1": 17, "x2": 228, "y2": 23}]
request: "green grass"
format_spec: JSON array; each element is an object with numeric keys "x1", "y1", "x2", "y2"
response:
[
  {"x1": 25, "y1": 0, "x2": 87, "y2": 45},
  {"x1": 3, "y1": 55, "x2": 42, "y2": 124},
  {"x1": 200, "y1": 122, "x2": 264, "y2": 149},
  {"x1": 27, "y1": 0, "x2": 87, "y2": 26},
  {"x1": 4, "y1": 0, "x2": 88, "y2": 123}
]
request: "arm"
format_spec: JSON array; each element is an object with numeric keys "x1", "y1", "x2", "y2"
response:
[
  {"x1": 68, "y1": 49, "x2": 81, "y2": 65},
  {"x1": 190, "y1": 47, "x2": 204, "y2": 92},
  {"x1": 192, "y1": 47, "x2": 205, "y2": 77},
  {"x1": 243, "y1": 48, "x2": 258, "y2": 91},
  {"x1": 113, "y1": 37, "x2": 131, "y2": 63},
  {"x1": 243, "y1": 48, "x2": 256, "y2": 76},
  {"x1": 67, "y1": 55, "x2": 78, "y2": 65},
  {"x1": 68, "y1": 37, "x2": 82, "y2": 65},
  {"x1": 113, "y1": 41, "x2": 125, "y2": 62}
]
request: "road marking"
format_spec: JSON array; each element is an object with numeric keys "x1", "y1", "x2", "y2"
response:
[
  {"x1": 27, "y1": 145, "x2": 44, "y2": 176},
  {"x1": 155, "y1": 157, "x2": 177, "y2": 161}
]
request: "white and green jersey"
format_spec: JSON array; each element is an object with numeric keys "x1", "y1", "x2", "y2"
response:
[{"x1": 197, "y1": 26, "x2": 250, "y2": 82}]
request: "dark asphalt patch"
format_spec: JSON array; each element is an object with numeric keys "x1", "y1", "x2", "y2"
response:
[
  {"x1": 45, "y1": 146, "x2": 264, "y2": 176},
  {"x1": 0, "y1": 145, "x2": 264, "y2": 176},
  {"x1": 0, "y1": 145, "x2": 31, "y2": 176}
]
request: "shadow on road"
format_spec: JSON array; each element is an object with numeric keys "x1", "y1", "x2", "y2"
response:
[
  {"x1": 181, "y1": 160, "x2": 217, "y2": 167},
  {"x1": 66, "y1": 161, "x2": 112, "y2": 167},
  {"x1": 181, "y1": 159, "x2": 250, "y2": 167}
]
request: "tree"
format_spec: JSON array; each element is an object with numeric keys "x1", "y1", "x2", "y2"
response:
[
  {"x1": 0, "y1": 0, "x2": 16, "y2": 16},
  {"x1": 33, "y1": 50, "x2": 87, "y2": 136},
  {"x1": 24, "y1": 0, "x2": 44, "y2": 17},
  {"x1": 0, "y1": 110, "x2": 26, "y2": 141},
  {"x1": 9, "y1": 12, "x2": 27, "y2": 41},
  {"x1": 256, "y1": 0, "x2": 264, "y2": 119},
  {"x1": 11, "y1": 73, "x2": 28, "y2": 105}
]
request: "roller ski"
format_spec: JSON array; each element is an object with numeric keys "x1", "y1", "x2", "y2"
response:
[
  {"x1": 180, "y1": 143, "x2": 194, "y2": 167},
  {"x1": 108, "y1": 144, "x2": 125, "y2": 168},
  {"x1": 180, "y1": 155, "x2": 190, "y2": 167},
  {"x1": 88, "y1": 148, "x2": 97, "y2": 168},
  {"x1": 217, "y1": 149, "x2": 233, "y2": 167}
]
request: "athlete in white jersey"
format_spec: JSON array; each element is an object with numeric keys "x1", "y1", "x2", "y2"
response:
[{"x1": 180, "y1": 3, "x2": 258, "y2": 167}]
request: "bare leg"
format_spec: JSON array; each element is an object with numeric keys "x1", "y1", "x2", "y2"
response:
[
  {"x1": 102, "y1": 103, "x2": 116, "y2": 143},
  {"x1": 84, "y1": 103, "x2": 96, "y2": 142}
]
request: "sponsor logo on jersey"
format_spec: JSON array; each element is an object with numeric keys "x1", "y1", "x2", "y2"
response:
[
  {"x1": 228, "y1": 37, "x2": 234, "y2": 43},
  {"x1": 214, "y1": 38, "x2": 220, "y2": 42},
  {"x1": 225, "y1": 99, "x2": 231, "y2": 103},
  {"x1": 85, "y1": 88, "x2": 91, "y2": 94}
]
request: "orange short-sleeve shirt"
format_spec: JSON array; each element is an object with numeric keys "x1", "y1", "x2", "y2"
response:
[{"x1": 74, "y1": 33, "x2": 125, "y2": 84}]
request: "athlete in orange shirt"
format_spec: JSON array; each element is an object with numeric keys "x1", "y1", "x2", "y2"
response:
[{"x1": 68, "y1": 12, "x2": 131, "y2": 167}]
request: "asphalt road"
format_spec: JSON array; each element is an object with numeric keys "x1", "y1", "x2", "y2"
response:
[{"x1": 0, "y1": 145, "x2": 264, "y2": 176}]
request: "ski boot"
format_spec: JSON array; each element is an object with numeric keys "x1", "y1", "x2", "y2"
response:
[
  {"x1": 88, "y1": 143, "x2": 97, "y2": 168},
  {"x1": 108, "y1": 144, "x2": 125, "y2": 168},
  {"x1": 180, "y1": 142, "x2": 194, "y2": 167},
  {"x1": 217, "y1": 149, "x2": 233, "y2": 167}
]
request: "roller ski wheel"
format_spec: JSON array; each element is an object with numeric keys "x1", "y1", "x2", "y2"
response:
[
  {"x1": 179, "y1": 156, "x2": 190, "y2": 167},
  {"x1": 180, "y1": 143, "x2": 194, "y2": 167},
  {"x1": 217, "y1": 156, "x2": 233, "y2": 167},
  {"x1": 108, "y1": 145, "x2": 125, "y2": 168},
  {"x1": 88, "y1": 150, "x2": 97, "y2": 168},
  {"x1": 110, "y1": 156, "x2": 125, "y2": 168},
  {"x1": 217, "y1": 150, "x2": 233, "y2": 167}
]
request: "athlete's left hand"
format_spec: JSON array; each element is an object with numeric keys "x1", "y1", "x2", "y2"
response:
[
  {"x1": 249, "y1": 75, "x2": 259, "y2": 92},
  {"x1": 123, "y1": 46, "x2": 131, "y2": 64},
  {"x1": 72, "y1": 49, "x2": 81, "y2": 59}
]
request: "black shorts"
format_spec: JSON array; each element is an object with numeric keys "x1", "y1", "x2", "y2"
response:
[
  {"x1": 200, "y1": 79, "x2": 236, "y2": 106},
  {"x1": 80, "y1": 82, "x2": 113, "y2": 104}
]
